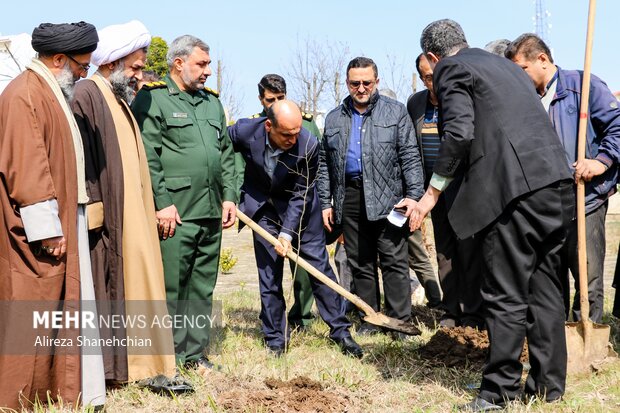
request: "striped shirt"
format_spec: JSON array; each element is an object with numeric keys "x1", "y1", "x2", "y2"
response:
[{"x1": 420, "y1": 103, "x2": 440, "y2": 180}]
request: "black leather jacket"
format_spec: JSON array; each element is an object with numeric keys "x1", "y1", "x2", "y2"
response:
[{"x1": 318, "y1": 93, "x2": 424, "y2": 223}]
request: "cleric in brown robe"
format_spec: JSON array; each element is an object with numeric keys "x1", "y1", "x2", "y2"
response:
[
  {"x1": 0, "y1": 22, "x2": 105, "y2": 409},
  {"x1": 71, "y1": 20, "x2": 180, "y2": 389}
]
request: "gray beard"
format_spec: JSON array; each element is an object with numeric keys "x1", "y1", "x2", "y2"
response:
[
  {"x1": 56, "y1": 64, "x2": 76, "y2": 101},
  {"x1": 109, "y1": 64, "x2": 135, "y2": 103}
]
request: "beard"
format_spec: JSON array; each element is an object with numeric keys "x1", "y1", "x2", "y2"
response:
[
  {"x1": 109, "y1": 63, "x2": 136, "y2": 103},
  {"x1": 55, "y1": 63, "x2": 76, "y2": 101},
  {"x1": 181, "y1": 65, "x2": 205, "y2": 92}
]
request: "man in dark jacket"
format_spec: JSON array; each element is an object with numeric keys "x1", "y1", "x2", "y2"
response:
[
  {"x1": 228, "y1": 100, "x2": 362, "y2": 358},
  {"x1": 506, "y1": 33, "x2": 620, "y2": 324},
  {"x1": 406, "y1": 53, "x2": 483, "y2": 328},
  {"x1": 318, "y1": 56, "x2": 424, "y2": 334},
  {"x1": 411, "y1": 19, "x2": 574, "y2": 410}
]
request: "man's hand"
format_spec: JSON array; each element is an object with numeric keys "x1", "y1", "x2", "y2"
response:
[
  {"x1": 275, "y1": 236, "x2": 291, "y2": 257},
  {"x1": 409, "y1": 186, "x2": 442, "y2": 232},
  {"x1": 222, "y1": 201, "x2": 237, "y2": 229},
  {"x1": 41, "y1": 236, "x2": 67, "y2": 260},
  {"x1": 156, "y1": 204, "x2": 182, "y2": 240},
  {"x1": 573, "y1": 159, "x2": 608, "y2": 183},
  {"x1": 393, "y1": 198, "x2": 418, "y2": 217},
  {"x1": 322, "y1": 208, "x2": 334, "y2": 232}
]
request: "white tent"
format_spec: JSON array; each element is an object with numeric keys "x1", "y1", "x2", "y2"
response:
[{"x1": 0, "y1": 33, "x2": 35, "y2": 94}]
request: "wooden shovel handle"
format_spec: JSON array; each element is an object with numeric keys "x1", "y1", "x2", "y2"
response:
[
  {"x1": 577, "y1": 0, "x2": 597, "y2": 324},
  {"x1": 236, "y1": 209, "x2": 377, "y2": 316}
]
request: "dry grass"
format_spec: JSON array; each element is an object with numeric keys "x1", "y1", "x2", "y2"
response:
[{"x1": 20, "y1": 287, "x2": 620, "y2": 413}]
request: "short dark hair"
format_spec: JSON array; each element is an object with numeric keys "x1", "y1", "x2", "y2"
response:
[
  {"x1": 415, "y1": 53, "x2": 425, "y2": 77},
  {"x1": 265, "y1": 103, "x2": 278, "y2": 127},
  {"x1": 346, "y1": 56, "x2": 378, "y2": 79},
  {"x1": 258, "y1": 74, "x2": 287, "y2": 97},
  {"x1": 420, "y1": 19, "x2": 468, "y2": 58},
  {"x1": 504, "y1": 33, "x2": 554, "y2": 63}
]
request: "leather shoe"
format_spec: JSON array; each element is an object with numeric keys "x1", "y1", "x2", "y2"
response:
[
  {"x1": 333, "y1": 336, "x2": 364, "y2": 358},
  {"x1": 356, "y1": 322, "x2": 382, "y2": 336},
  {"x1": 138, "y1": 374, "x2": 194, "y2": 396},
  {"x1": 184, "y1": 356, "x2": 221, "y2": 371},
  {"x1": 266, "y1": 344, "x2": 286, "y2": 357},
  {"x1": 459, "y1": 397, "x2": 502, "y2": 411}
]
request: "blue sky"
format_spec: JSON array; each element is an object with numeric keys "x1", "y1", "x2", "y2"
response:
[{"x1": 2, "y1": 0, "x2": 618, "y2": 117}]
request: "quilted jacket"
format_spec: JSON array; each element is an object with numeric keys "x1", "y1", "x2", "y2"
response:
[{"x1": 317, "y1": 92, "x2": 424, "y2": 223}]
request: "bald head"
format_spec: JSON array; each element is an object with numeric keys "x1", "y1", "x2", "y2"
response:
[{"x1": 265, "y1": 100, "x2": 302, "y2": 150}]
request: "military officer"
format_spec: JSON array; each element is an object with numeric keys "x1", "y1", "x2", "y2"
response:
[
  {"x1": 236, "y1": 74, "x2": 322, "y2": 331},
  {"x1": 132, "y1": 35, "x2": 237, "y2": 369}
]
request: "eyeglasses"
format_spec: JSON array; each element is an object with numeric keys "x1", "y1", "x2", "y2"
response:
[
  {"x1": 421, "y1": 74, "x2": 433, "y2": 83},
  {"x1": 66, "y1": 55, "x2": 91, "y2": 73},
  {"x1": 348, "y1": 80, "x2": 375, "y2": 89}
]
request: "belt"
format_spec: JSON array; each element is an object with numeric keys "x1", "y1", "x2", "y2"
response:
[{"x1": 345, "y1": 176, "x2": 363, "y2": 189}]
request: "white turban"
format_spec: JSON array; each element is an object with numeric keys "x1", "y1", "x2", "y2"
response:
[{"x1": 91, "y1": 20, "x2": 151, "y2": 67}]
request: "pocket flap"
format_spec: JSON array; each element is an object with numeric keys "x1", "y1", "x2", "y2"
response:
[
  {"x1": 165, "y1": 117, "x2": 194, "y2": 127},
  {"x1": 207, "y1": 118, "x2": 222, "y2": 130},
  {"x1": 165, "y1": 176, "x2": 192, "y2": 191}
]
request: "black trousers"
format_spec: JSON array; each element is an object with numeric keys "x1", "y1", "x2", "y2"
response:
[
  {"x1": 561, "y1": 201, "x2": 608, "y2": 323},
  {"x1": 431, "y1": 194, "x2": 484, "y2": 326},
  {"x1": 342, "y1": 184, "x2": 411, "y2": 321},
  {"x1": 478, "y1": 180, "x2": 574, "y2": 404}
]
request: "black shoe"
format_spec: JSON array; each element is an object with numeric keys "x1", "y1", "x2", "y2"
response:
[
  {"x1": 333, "y1": 336, "x2": 364, "y2": 358},
  {"x1": 459, "y1": 397, "x2": 502, "y2": 411},
  {"x1": 356, "y1": 322, "x2": 382, "y2": 336},
  {"x1": 138, "y1": 374, "x2": 194, "y2": 396},
  {"x1": 290, "y1": 323, "x2": 309, "y2": 333},
  {"x1": 439, "y1": 316, "x2": 457, "y2": 328},
  {"x1": 266, "y1": 344, "x2": 286, "y2": 357},
  {"x1": 389, "y1": 331, "x2": 415, "y2": 342},
  {"x1": 184, "y1": 356, "x2": 221, "y2": 371}
]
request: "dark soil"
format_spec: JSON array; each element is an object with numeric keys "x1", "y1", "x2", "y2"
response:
[
  {"x1": 217, "y1": 376, "x2": 351, "y2": 412},
  {"x1": 410, "y1": 305, "x2": 444, "y2": 329},
  {"x1": 417, "y1": 327, "x2": 529, "y2": 369}
]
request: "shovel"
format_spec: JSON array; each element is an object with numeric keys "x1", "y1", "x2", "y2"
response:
[
  {"x1": 236, "y1": 209, "x2": 421, "y2": 335},
  {"x1": 565, "y1": 0, "x2": 615, "y2": 374}
]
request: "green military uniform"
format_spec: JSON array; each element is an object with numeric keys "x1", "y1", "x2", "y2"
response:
[
  {"x1": 132, "y1": 76, "x2": 237, "y2": 365},
  {"x1": 234, "y1": 110, "x2": 321, "y2": 329}
]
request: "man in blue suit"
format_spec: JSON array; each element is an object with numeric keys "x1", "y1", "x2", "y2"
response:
[{"x1": 227, "y1": 100, "x2": 363, "y2": 358}]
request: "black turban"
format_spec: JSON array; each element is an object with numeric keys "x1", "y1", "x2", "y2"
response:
[{"x1": 31, "y1": 21, "x2": 98, "y2": 55}]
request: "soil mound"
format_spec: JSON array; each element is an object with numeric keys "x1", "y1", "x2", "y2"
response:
[
  {"x1": 410, "y1": 305, "x2": 444, "y2": 329},
  {"x1": 218, "y1": 375, "x2": 350, "y2": 412},
  {"x1": 417, "y1": 326, "x2": 489, "y2": 368},
  {"x1": 417, "y1": 327, "x2": 529, "y2": 368}
]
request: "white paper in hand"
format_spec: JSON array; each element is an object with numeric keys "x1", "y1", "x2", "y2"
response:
[{"x1": 387, "y1": 208, "x2": 407, "y2": 227}]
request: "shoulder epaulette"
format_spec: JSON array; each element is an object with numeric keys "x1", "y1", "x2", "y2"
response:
[
  {"x1": 301, "y1": 111, "x2": 314, "y2": 121},
  {"x1": 204, "y1": 87, "x2": 219, "y2": 98},
  {"x1": 141, "y1": 80, "x2": 166, "y2": 90},
  {"x1": 247, "y1": 113, "x2": 262, "y2": 119}
]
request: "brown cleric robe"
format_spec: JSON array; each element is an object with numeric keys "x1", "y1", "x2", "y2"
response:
[
  {"x1": 72, "y1": 75, "x2": 176, "y2": 381},
  {"x1": 0, "y1": 70, "x2": 81, "y2": 408},
  {"x1": 72, "y1": 75, "x2": 128, "y2": 382}
]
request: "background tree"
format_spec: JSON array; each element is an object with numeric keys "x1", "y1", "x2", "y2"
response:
[
  {"x1": 286, "y1": 35, "x2": 350, "y2": 118},
  {"x1": 145, "y1": 36, "x2": 168, "y2": 78},
  {"x1": 215, "y1": 59, "x2": 245, "y2": 123}
]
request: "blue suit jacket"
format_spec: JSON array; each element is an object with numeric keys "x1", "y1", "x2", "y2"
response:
[{"x1": 228, "y1": 117, "x2": 324, "y2": 241}]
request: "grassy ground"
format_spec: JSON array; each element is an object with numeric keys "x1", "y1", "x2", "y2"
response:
[
  {"x1": 19, "y1": 215, "x2": 620, "y2": 412},
  {"x1": 24, "y1": 287, "x2": 620, "y2": 413}
]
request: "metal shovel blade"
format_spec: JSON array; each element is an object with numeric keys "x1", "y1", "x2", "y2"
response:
[
  {"x1": 565, "y1": 320, "x2": 616, "y2": 374},
  {"x1": 363, "y1": 312, "x2": 421, "y2": 335},
  {"x1": 236, "y1": 209, "x2": 422, "y2": 336}
]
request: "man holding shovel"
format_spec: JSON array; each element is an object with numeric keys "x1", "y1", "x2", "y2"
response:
[
  {"x1": 227, "y1": 100, "x2": 363, "y2": 358},
  {"x1": 506, "y1": 34, "x2": 620, "y2": 324},
  {"x1": 412, "y1": 19, "x2": 574, "y2": 411}
]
